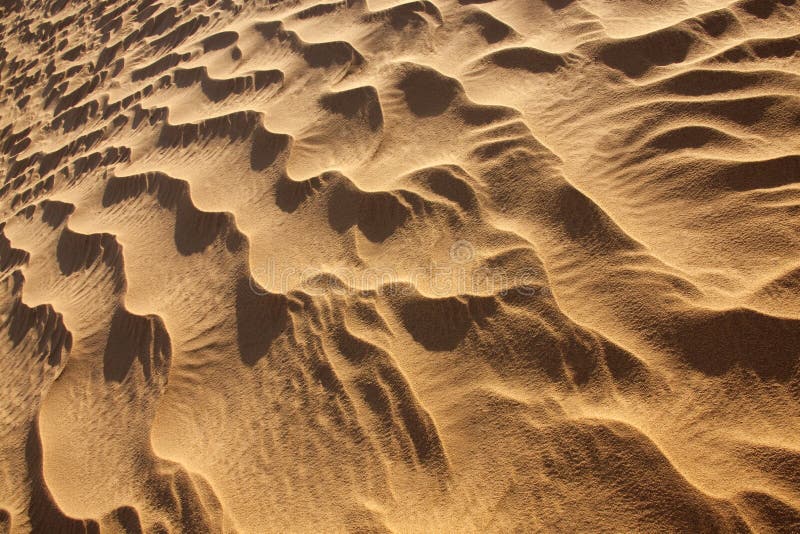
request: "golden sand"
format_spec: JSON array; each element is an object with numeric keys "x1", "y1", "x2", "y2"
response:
[{"x1": 1, "y1": 0, "x2": 799, "y2": 531}]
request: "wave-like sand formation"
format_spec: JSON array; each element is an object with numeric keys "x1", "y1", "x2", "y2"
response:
[{"x1": 1, "y1": 0, "x2": 799, "y2": 531}]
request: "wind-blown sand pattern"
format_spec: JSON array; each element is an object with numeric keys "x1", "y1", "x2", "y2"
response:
[{"x1": 1, "y1": 0, "x2": 799, "y2": 531}]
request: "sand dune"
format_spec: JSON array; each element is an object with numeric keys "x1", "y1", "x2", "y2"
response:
[{"x1": 1, "y1": 0, "x2": 799, "y2": 531}]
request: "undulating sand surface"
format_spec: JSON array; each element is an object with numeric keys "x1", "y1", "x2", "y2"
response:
[{"x1": 1, "y1": 0, "x2": 800, "y2": 531}]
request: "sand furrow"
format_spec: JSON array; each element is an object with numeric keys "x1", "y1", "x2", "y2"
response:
[{"x1": 2, "y1": 0, "x2": 799, "y2": 531}]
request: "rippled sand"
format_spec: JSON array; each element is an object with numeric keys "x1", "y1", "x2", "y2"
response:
[{"x1": 1, "y1": 0, "x2": 800, "y2": 531}]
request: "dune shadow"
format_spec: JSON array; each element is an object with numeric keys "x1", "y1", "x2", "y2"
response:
[
  {"x1": 554, "y1": 185, "x2": 632, "y2": 250},
  {"x1": 319, "y1": 86, "x2": 384, "y2": 131},
  {"x1": 202, "y1": 30, "x2": 238, "y2": 52},
  {"x1": 103, "y1": 173, "x2": 241, "y2": 256},
  {"x1": 274, "y1": 174, "x2": 323, "y2": 213},
  {"x1": 250, "y1": 128, "x2": 290, "y2": 171},
  {"x1": 669, "y1": 309, "x2": 800, "y2": 381},
  {"x1": 398, "y1": 68, "x2": 459, "y2": 117},
  {"x1": 235, "y1": 276, "x2": 289, "y2": 366},
  {"x1": 711, "y1": 155, "x2": 800, "y2": 191},
  {"x1": 302, "y1": 41, "x2": 363, "y2": 69},
  {"x1": 484, "y1": 47, "x2": 567, "y2": 73},
  {"x1": 103, "y1": 308, "x2": 172, "y2": 383},
  {"x1": 644, "y1": 125, "x2": 734, "y2": 151},
  {"x1": 598, "y1": 29, "x2": 693, "y2": 77},
  {"x1": 396, "y1": 294, "x2": 497, "y2": 351},
  {"x1": 464, "y1": 11, "x2": 514, "y2": 44},
  {"x1": 328, "y1": 183, "x2": 410, "y2": 242},
  {"x1": 104, "y1": 507, "x2": 143, "y2": 534},
  {"x1": 39, "y1": 200, "x2": 74, "y2": 228},
  {"x1": 367, "y1": 1, "x2": 443, "y2": 30},
  {"x1": 736, "y1": 491, "x2": 800, "y2": 531},
  {"x1": 6, "y1": 285, "x2": 72, "y2": 367},
  {"x1": 741, "y1": 0, "x2": 796, "y2": 19}
]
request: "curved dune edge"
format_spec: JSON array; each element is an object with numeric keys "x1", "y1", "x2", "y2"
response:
[{"x1": 1, "y1": 0, "x2": 799, "y2": 532}]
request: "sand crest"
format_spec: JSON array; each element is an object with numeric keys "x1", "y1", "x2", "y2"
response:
[{"x1": 1, "y1": 0, "x2": 799, "y2": 531}]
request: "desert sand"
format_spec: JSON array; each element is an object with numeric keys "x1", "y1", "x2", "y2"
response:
[{"x1": 1, "y1": 0, "x2": 799, "y2": 531}]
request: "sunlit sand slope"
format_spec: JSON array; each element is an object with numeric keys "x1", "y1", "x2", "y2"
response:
[{"x1": 1, "y1": 0, "x2": 799, "y2": 532}]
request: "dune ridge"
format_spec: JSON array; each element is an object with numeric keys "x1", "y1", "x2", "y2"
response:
[{"x1": 1, "y1": 0, "x2": 799, "y2": 532}]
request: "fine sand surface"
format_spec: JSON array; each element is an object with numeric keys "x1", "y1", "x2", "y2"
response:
[{"x1": 1, "y1": 0, "x2": 800, "y2": 531}]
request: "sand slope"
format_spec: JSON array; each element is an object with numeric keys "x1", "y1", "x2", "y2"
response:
[{"x1": 1, "y1": 0, "x2": 799, "y2": 532}]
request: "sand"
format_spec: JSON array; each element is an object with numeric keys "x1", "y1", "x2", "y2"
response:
[{"x1": 1, "y1": 0, "x2": 799, "y2": 531}]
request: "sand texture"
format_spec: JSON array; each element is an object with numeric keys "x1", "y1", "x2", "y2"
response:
[{"x1": 1, "y1": 0, "x2": 800, "y2": 531}]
